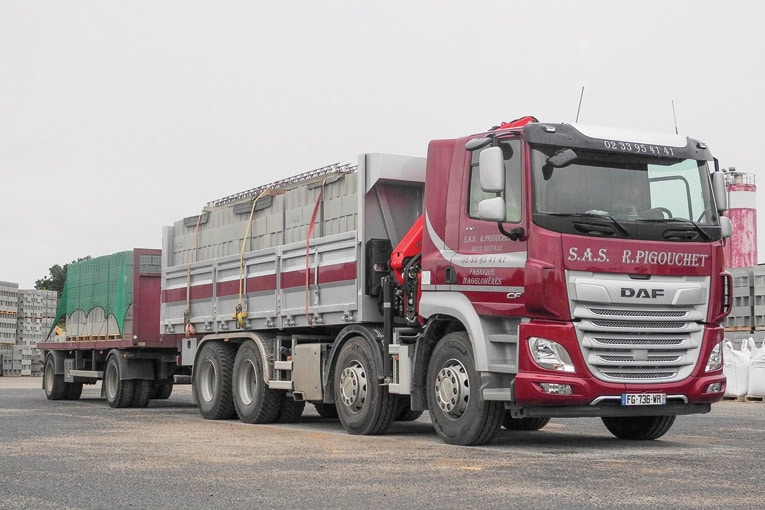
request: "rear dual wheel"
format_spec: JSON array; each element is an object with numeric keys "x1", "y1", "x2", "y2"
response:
[
  {"x1": 43, "y1": 355, "x2": 84, "y2": 401},
  {"x1": 194, "y1": 342, "x2": 237, "y2": 420},
  {"x1": 232, "y1": 341, "x2": 282, "y2": 424}
]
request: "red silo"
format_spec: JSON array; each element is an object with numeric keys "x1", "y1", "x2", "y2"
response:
[{"x1": 724, "y1": 170, "x2": 758, "y2": 268}]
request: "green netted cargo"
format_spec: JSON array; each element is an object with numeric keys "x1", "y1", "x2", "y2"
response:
[{"x1": 52, "y1": 251, "x2": 135, "y2": 339}]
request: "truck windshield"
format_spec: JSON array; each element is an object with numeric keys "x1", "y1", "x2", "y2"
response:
[{"x1": 529, "y1": 146, "x2": 721, "y2": 240}]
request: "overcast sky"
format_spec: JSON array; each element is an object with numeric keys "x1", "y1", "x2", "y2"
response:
[{"x1": 2, "y1": 1, "x2": 763, "y2": 288}]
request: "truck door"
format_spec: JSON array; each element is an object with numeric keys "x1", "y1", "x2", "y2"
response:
[{"x1": 457, "y1": 138, "x2": 527, "y2": 313}]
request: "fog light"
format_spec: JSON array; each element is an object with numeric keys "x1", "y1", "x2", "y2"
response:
[
  {"x1": 706, "y1": 382, "x2": 722, "y2": 393},
  {"x1": 529, "y1": 337, "x2": 575, "y2": 373},
  {"x1": 705, "y1": 341, "x2": 723, "y2": 372},
  {"x1": 539, "y1": 383, "x2": 574, "y2": 395}
]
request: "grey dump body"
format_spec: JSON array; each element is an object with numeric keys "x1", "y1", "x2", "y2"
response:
[{"x1": 161, "y1": 154, "x2": 425, "y2": 344}]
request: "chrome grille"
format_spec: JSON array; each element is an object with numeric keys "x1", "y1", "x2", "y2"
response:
[
  {"x1": 601, "y1": 371, "x2": 677, "y2": 380},
  {"x1": 590, "y1": 308, "x2": 687, "y2": 318},
  {"x1": 568, "y1": 271, "x2": 708, "y2": 385},
  {"x1": 590, "y1": 320, "x2": 686, "y2": 330}
]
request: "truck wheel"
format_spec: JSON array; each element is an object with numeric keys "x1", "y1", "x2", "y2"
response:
[
  {"x1": 65, "y1": 383, "x2": 84, "y2": 401},
  {"x1": 232, "y1": 341, "x2": 281, "y2": 423},
  {"x1": 426, "y1": 331, "x2": 503, "y2": 446},
  {"x1": 104, "y1": 356, "x2": 135, "y2": 408},
  {"x1": 276, "y1": 395, "x2": 306, "y2": 423},
  {"x1": 313, "y1": 403, "x2": 338, "y2": 419},
  {"x1": 131, "y1": 380, "x2": 153, "y2": 408},
  {"x1": 195, "y1": 341, "x2": 237, "y2": 420},
  {"x1": 395, "y1": 398, "x2": 424, "y2": 421},
  {"x1": 334, "y1": 336, "x2": 395, "y2": 435},
  {"x1": 43, "y1": 355, "x2": 66, "y2": 400},
  {"x1": 502, "y1": 415, "x2": 551, "y2": 431},
  {"x1": 152, "y1": 379, "x2": 174, "y2": 400},
  {"x1": 601, "y1": 415, "x2": 676, "y2": 440}
]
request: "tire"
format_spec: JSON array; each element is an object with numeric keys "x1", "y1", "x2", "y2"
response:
[
  {"x1": 152, "y1": 379, "x2": 174, "y2": 400},
  {"x1": 43, "y1": 355, "x2": 66, "y2": 400},
  {"x1": 313, "y1": 403, "x2": 339, "y2": 419},
  {"x1": 232, "y1": 342, "x2": 281, "y2": 424},
  {"x1": 194, "y1": 341, "x2": 237, "y2": 420},
  {"x1": 333, "y1": 336, "x2": 396, "y2": 435},
  {"x1": 426, "y1": 331, "x2": 503, "y2": 446},
  {"x1": 395, "y1": 398, "x2": 424, "y2": 421},
  {"x1": 104, "y1": 356, "x2": 135, "y2": 408},
  {"x1": 502, "y1": 415, "x2": 551, "y2": 431},
  {"x1": 276, "y1": 395, "x2": 306, "y2": 423},
  {"x1": 131, "y1": 380, "x2": 153, "y2": 408},
  {"x1": 601, "y1": 415, "x2": 676, "y2": 440},
  {"x1": 396, "y1": 407, "x2": 424, "y2": 421},
  {"x1": 65, "y1": 382, "x2": 83, "y2": 401}
]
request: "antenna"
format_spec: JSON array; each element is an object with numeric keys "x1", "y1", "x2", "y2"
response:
[
  {"x1": 575, "y1": 86, "x2": 585, "y2": 122},
  {"x1": 671, "y1": 100, "x2": 678, "y2": 134}
]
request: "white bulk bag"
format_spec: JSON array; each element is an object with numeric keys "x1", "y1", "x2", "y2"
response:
[
  {"x1": 748, "y1": 339, "x2": 765, "y2": 397},
  {"x1": 723, "y1": 339, "x2": 750, "y2": 398}
]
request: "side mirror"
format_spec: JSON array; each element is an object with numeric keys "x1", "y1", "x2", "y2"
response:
[
  {"x1": 720, "y1": 216, "x2": 733, "y2": 239},
  {"x1": 479, "y1": 146, "x2": 504, "y2": 192},
  {"x1": 478, "y1": 196, "x2": 506, "y2": 222},
  {"x1": 712, "y1": 171, "x2": 728, "y2": 212}
]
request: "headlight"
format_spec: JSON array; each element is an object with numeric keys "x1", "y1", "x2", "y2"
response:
[
  {"x1": 528, "y1": 337, "x2": 575, "y2": 373},
  {"x1": 705, "y1": 341, "x2": 723, "y2": 372}
]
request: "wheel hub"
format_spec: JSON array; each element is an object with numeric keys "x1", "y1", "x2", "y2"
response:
[
  {"x1": 435, "y1": 359, "x2": 469, "y2": 418},
  {"x1": 339, "y1": 361, "x2": 367, "y2": 412}
]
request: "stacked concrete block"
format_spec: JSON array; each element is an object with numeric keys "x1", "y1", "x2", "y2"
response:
[
  {"x1": 168, "y1": 166, "x2": 358, "y2": 268},
  {"x1": 0, "y1": 281, "x2": 19, "y2": 346},
  {"x1": 754, "y1": 266, "x2": 765, "y2": 331},
  {"x1": 724, "y1": 268, "x2": 753, "y2": 331},
  {"x1": 16, "y1": 289, "x2": 58, "y2": 350}
]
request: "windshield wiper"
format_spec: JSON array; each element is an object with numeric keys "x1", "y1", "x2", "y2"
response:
[
  {"x1": 546, "y1": 212, "x2": 631, "y2": 236},
  {"x1": 636, "y1": 217, "x2": 711, "y2": 241}
]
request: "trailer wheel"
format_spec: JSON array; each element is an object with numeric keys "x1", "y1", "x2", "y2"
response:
[
  {"x1": 334, "y1": 336, "x2": 396, "y2": 435},
  {"x1": 195, "y1": 341, "x2": 237, "y2": 420},
  {"x1": 426, "y1": 331, "x2": 503, "y2": 446},
  {"x1": 43, "y1": 355, "x2": 66, "y2": 400},
  {"x1": 231, "y1": 341, "x2": 281, "y2": 423},
  {"x1": 276, "y1": 395, "x2": 306, "y2": 423},
  {"x1": 502, "y1": 415, "x2": 551, "y2": 431},
  {"x1": 131, "y1": 380, "x2": 153, "y2": 408},
  {"x1": 601, "y1": 415, "x2": 676, "y2": 440},
  {"x1": 104, "y1": 356, "x2": 135, "y2": 408},
  {"x1": 313, "y1": 403, "x2": 339, "y2": 419},
  {"x1": 65, "y1": 383, "x2": 83, "y2": 401},
  {"x1": 152, "y1": 379, "x2": 174, "y2": 400}
]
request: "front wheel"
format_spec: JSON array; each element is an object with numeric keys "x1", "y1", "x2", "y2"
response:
[
  {"x1": 426, "y1": 332, "x2": 503, "y2": 446},
  {"x1": 194, "y1": 341, "x2": 237, "y2": 420},
  {"x1": 601, "y1": 415, "x2": 676, "y2": 440},
  {"x1": 334, "y1": 337, "x2": 395, "y2": 435}
]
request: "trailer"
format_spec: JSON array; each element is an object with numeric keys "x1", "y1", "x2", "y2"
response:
[{"x1": 38, "y1": 249, "x2": 180, "y2": 407}]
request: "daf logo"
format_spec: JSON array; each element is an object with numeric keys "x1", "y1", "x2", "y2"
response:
[{"x1": 621, "y1": 287, "x2": 665, "y2": 299}]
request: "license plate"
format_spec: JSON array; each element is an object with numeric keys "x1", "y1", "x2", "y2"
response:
[{"x1": 621, "y1": 393, "x2": 666, "y2": 406}]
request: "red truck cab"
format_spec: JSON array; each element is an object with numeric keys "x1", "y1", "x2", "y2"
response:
[{"x1": 414, "y1": 117, "x2": 731, "y2": 442}]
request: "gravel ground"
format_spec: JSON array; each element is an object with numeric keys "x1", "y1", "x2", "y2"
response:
[{"x1": 1, "y1": 376, "x2": 763, "y2": 509}]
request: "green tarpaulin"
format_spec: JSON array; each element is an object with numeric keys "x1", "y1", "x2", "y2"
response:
[{"x1": 51, "y1": 251, "x2": 134, "y2": 337}]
